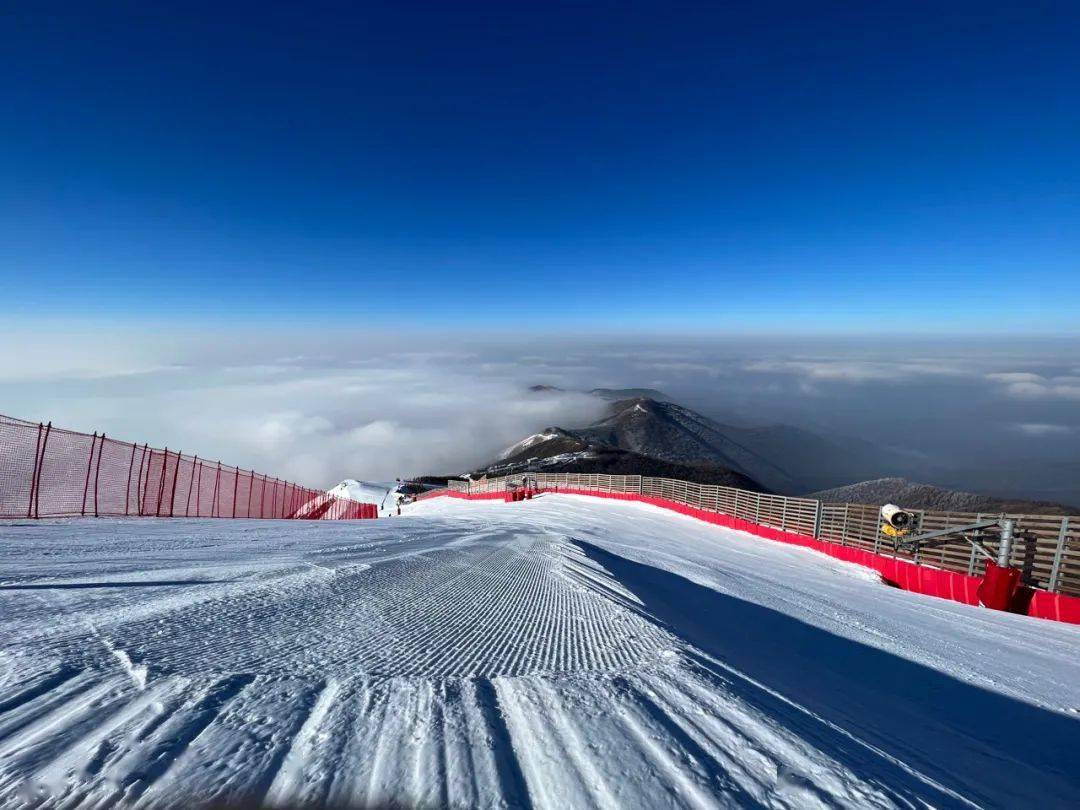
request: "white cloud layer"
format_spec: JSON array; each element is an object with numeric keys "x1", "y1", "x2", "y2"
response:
[
  {"x1": 1013, "y1": 423, "x2": 1073, "y2": 437},
  {"x1": 987, "y1": 372, "x2": 1080, "y2": 400},
  {"x1": 0, "y1": 330, "x2": 604, "y2": 486},
  {"x1": 2, "y1": 330, "x2": 1078, "y2": 499}
]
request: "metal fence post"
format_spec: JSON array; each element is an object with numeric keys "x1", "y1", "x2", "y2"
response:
[
  {"x1": 967, "y1": 513, "x2": 985, "y2": 575},
  {"x1": 33, "y1": 422, "x2": 52, "y2": 519},
  {"x1": 185, "y1": 456, "x2": 198, "y2": 517},
  {"x1": 194, "y1": 459, "x2": 203, "y2": 516},
  {"x1": 168, "y1": 451, "x2": 181, "y2": 517},
  {"x1": 124, "y1": 441, "x2": 137, "y2": 516},
  {"x1": 27, "y1": 422, "x2": 43, "y2": 518},
  {"x1": 213, "y1": 462, "x2": 224, "y2": 520},
  {"x1": 93, "y1": 434, "x2": 106, "y2": 517},
  {"x1": 136, "y1": 444, "x2": 149, "y2": 515},
  {"x1": 232, "y1": 469, "x2": 240, "y2": 519},
  {"x1": 1048, "y1": 517, "x2": 1070, "y2": 593},
  {"x1": 812, "y1": 500, "x2": 822, "y2": 539},
  {"x1": 81, "y1": 432, "x2": 98, "y2": 516},
  {"x1": 155, "y1": 449, "x2": 169, "y2": 517}
]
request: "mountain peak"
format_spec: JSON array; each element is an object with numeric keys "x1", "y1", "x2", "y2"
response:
[{"x1": 589, "y1": 388, "x2": 671, "y2": 403}]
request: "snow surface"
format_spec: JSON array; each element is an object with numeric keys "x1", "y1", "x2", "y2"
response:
[{"x1": 1, "y1": 494, "x2": 1078, "y2": 808}]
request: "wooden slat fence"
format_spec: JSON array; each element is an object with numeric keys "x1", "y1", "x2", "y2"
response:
[{"x1": 451, "y1": 472, "x2": 1080, "y2": 597}]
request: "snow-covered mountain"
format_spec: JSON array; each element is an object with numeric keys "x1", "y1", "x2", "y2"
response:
[
  {"x1": 495, "y1": 428, "x2": 591, "y2": 464},
  {"x1": 476, "y1": 403, "x2": 768, "y2": 490},
  {"x1": 477, "y1": 395, "x2": 918, "y2": 495}
]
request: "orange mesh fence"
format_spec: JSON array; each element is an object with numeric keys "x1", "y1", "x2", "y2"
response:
[{"x1": 0, "y1": 413, "x2": 375, "y2": 520}]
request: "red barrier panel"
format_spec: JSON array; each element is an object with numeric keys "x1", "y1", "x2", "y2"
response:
[
  {"x1": 431, "y1": 485, "x2": 1080, "y2": 624},
  {"x1": 977, "y1": 561, "x2": 1022, "y2": 610},
  {"x1": 0, "y1": 413, "x2": 374, "y2": 521}
]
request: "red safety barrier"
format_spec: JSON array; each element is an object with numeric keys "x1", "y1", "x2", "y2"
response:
[
  {"x1": 977, "y1": 561, "x2": 1022, "y2": 611},
  {"x1": 0, "y1": 413, "x2": 375, "y2": 520},
  {"x1": 427, "y1": 486, "x2": 1080, "y2": 625}
]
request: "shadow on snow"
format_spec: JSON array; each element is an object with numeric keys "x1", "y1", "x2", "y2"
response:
[{"x1": 576, "y1": 541, "x2": 1080, "y2": 809}]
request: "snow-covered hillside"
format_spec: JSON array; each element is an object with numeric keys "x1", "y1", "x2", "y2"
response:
[
  {"x1": 497, "y1": 430, "x2": 562, "y2": 460},
  {"x1": 1, "y1": 496, "x2": 1078, "y2": 808},
  {"x1": 324, "y1": 478, "x2": 398, "y2": 514}
]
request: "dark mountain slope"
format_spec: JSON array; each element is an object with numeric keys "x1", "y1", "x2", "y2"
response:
[{"x1": 811, "y1": 478, "x2": 1078, "y2": 515}]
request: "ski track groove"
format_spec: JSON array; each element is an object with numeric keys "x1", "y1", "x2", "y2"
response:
[{"x1": 3, "y1": 503, "x2": 1077, "y2": 809}]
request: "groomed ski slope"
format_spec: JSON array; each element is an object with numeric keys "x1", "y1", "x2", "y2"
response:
[{"x1": 1, "y1": 494, "x2": 1078, "y2": 809}]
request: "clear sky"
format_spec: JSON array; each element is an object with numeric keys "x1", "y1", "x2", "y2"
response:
[{"x1": 2, "y1": 1, "x2": 1078, "y2": 332}]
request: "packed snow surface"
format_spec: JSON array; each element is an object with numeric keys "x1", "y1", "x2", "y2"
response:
[{"x1": 1, "y1": 494, "x2": 1078, "y2": 808}]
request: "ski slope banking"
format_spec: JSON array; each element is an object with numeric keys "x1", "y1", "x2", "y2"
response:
[{"x1": 2, "y1": 494, "x2": 1078, "y2": 808}]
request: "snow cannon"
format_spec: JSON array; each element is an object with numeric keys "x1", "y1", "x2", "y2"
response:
[
  {"x1": 880, "y1": 504, "x2": 916, "y2": 538},
  {"x1": 895, "y1": 517, "x2": 1025, "y2": 614}
]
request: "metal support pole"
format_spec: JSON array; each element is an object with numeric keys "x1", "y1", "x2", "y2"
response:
[
  {"x1": 1048, "y1": 517, "x2": 1069, "y2": 593},
  {"x1": 185, "y1": 456, "x2": 198, "y2": 517},
  {"x1": 211, "y1": 462, "x2": 221, "y2": 518},
  {"x1": 195, "y1": 460, "x2": 203, "y2": 516},
  {"x1": 997, "y1": 519, "x2": 1015, "y2": 567},
  {"x1": 968, "y1": 514, "x2": 985, "y2": 575},
  {"x1": 812, "y1": 500, "x2": 822, "y2": 539},
  {"x1": 124, "y1": 441, "x2": 137, "y2": 516},
  {"x1": 33, "y1": 422, "x2": 51, "y2": 519},
  {"x1": 93, "y1": 433, "x2": 106, "y2": 517},
  {"x1": 27, "y1": 422, "x2": 43, "y2": 518},
  {"x1": 155, "y1": 449, "x2": 168, "y2": 517},
  {"x1": 140, "y1": 447, "x2": 152, "y2": 515},
  {"x1": 168, "y1": 451, "x2": 181, "y2": 517},
  {"x1": 81, "y1": 432, "x2": 98, "y2": 516}
]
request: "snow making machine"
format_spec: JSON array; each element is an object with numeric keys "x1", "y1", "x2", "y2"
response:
[{"x1": 881, "y1": 503, "x2": 1032, "y2": 611}]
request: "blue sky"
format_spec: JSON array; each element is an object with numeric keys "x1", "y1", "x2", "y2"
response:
[{"x1": 2, "y1": 1, "x2": 1079, "y2": 332}]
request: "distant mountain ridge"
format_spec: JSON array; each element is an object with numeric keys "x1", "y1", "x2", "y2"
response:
[
  {"x1": 484, "y1": 394, "x2": 896, "y2": 495},
  {"x1": 810, "y1": 477, "x2": 1078, "y2": 515},
  {"x1": 462, "y1": 389, "x2": 1075, "y2": 514}
]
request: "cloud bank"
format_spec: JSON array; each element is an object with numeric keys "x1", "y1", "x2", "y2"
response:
[{"x1": 2, "y1": 329, "x2": 1078, "y2": 502}]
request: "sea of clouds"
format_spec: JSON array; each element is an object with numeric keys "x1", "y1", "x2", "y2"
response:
[{"x1": 2, "y1": 328, "x2": 1077, "y2": 499}]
